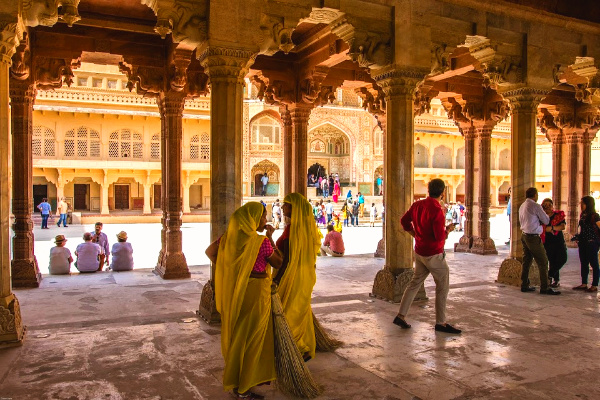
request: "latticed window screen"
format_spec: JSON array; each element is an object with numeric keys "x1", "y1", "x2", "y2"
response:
[
  {"x1": 108, "y1": 129, "x2": 143, "y2": 159},
  {"x1": 64, "y1": 127, "x2": 100, "y2": 158},
  {"x1": 32, "y1": 126, "x2": 56, "y2": 157},
  {"x1": 199, "y1": 132, "x2": 210, "y2": 161},
  {"x1": 150, "y1": 134, "x2": 160, "y2": 159},
  {"x1": 251, "y1": 117, "x2": 280, "y2": 144},
  {"x1": 190, "y1": 135, "x2": 199, "y2": 159}
]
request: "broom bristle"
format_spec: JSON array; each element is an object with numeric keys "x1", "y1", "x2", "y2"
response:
[
  {"x1": 271, "y1": 287, "x2": 322, "y2": 398},
  {"x1": 313, "y1": 311, "x2": 343, "y2": 352}
]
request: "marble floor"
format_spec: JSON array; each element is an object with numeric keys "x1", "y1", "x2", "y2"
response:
[{"x1": 1, "y1": 218, "x2": 599, "y2": 399}]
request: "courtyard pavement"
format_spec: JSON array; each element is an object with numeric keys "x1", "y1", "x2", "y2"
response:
[{"x1": 1, "y1": 215, "x2": 599, "y2": 399}]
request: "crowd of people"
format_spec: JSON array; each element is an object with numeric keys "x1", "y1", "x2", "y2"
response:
[{"x1": 48, "y1": 222, "x2": 134, "y2": 275}]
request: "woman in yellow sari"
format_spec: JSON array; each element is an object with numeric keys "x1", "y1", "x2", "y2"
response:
[
  {"x1": 205, "y1": 202, "x2": 283, "y2": 399},
  {"x1": 274, "y1": 192, "x2": 322, "y2": 361}
]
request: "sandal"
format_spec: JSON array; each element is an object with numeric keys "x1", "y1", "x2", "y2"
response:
[
  {"x1": 585, "y1": 286, "x2": 598, "y2": 293},
  {"x1": 572, "y1": 285, "x2": 588, "y2": 290},
  {"x1": 233, "y1": 389, "x2": 264, "y2": 399}
]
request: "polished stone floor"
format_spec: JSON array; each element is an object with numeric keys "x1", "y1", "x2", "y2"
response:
[{"x1": 2, "y1": 217, "x2": 599, "y2": 399}]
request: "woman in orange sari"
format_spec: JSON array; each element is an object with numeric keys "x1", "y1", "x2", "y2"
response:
[{"x1": 206, "y1": 202, "x2": 282, "y2": 399}]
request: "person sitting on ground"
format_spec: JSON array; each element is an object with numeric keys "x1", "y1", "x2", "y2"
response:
[
  {"x1": 320, "y1": 224, "x2": 345, "y2": 257},
  {"x1": 110, "y1": 231, "x2": 134, "y2": 272},
  {"x1": 75, "y1": 232, "x2": 103, "y2": 273},
  {"x1": 49, "y1": 235, "x2": 73, "y2": 275}
]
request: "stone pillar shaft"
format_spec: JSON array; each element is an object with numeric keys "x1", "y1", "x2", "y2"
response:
[
  {"x1": 455, "y1": 127, "x2": 475, "y2": 252},
  {"x1": 551, "y1": 138, "x2": 563, "y2": 208},
  {"x1": 143, "y1": 183, "x2": 151, "y2": 214},
  {"x1": 155, "y1": 92, "x2": 189, "y2": 279},
  {"x1": 0, "y1": 36, "x2": 25, "y2": 346},
  {"x1": 566, "y1": 135, "x2": 580, "y2": 235},
  {"x1": 289, "y1": 104, "x2": 312, "y2": 197},
  {"x1": 9, "y1": 80, "x2": 41, "y2": 287},
  {"x1": 100, "y1": 173, "x2": 109, "y2": 215},
  {"x1": 280, "y1": 108, "x2": 292, "y2": 196},
  {"x1": 581, "y1": 137, "x2": 592, "y2": 203},
  {"x1": 374, "y1": 117, "x2": 386, "y2": 258}
]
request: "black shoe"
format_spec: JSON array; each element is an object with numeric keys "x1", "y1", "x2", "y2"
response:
[
  {"x1": 435, "y1": 323, "x2": 462, "y2": 334},
  {"x1": 505, "y1": 241, "x2": 510, "y2": 245},
  {"x1": 393, "y1": 316, "x2": 411, "y2": 329},
  {"x1": 540, "y1": 289, "x2": 561, "y2": 295},
  {"x1": 521, "y1": 286, "x2": 536, "y2": 292}
]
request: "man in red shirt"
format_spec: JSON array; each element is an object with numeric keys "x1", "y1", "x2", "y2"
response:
[
  {"x1": 320, "y1": 224, "x2": 345, "y2": 256},
  {"x1": 393, "y1": 178, "x2": 461, "y2": 334}
]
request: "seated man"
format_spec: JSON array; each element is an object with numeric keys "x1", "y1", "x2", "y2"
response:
[
  {"x1": 75, "y1": 232, "x2": 102, "y2": 273},
  {"x1": 49, "y1": 235, "x2": 73, "y2": 275},
  {"x1": 110, "y1": 231, "x2": 134, "y2": 271},
  {"x1": 320, "y1": 224, "x2": 345, "y2": 257}
]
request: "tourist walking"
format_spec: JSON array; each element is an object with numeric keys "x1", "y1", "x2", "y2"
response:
[
  {"x1": 369, "y1": 203, "x2": 377, "y2": 227},
  {"x1": 540, "y1": 198, "x2": 567, "y2": 288},
  {"x1": 205, "y1": 202, "x2": 283, "y2": 398},
  {"x1": 352, "y1": 200, "x2": 359, "y2": 226},
  {"x1": 261, "y1": 172, "x2": 269, "y2": 196},
  {"x1": 37, "y1": 198, "x2": 52, "y2": 229},
  {"x1": 91, "y1": 222, "x2": 110, "y2": 270},
  {"x1": 332, "y1": 180, "x2": 340, "y2": 203},
  {"x1": 110, "y1": 231, "x2": 134, "y2": 271},
  {"x1": 572, "y1": 196, "x2": 600, "y2": 293},
  {"x1": 393, "y1": 179, "x2": 462, "y2": 334},
  {"x1": 56, "y1": 197, "x2": 69, "y2": 227},
  {"x1": 274, "y1": 193, "x2": 321, "y2": 361},
  {"x1": 48, "y1": 235, "x2": 73, "y2": 275},
  {"x1": 320, "y1": 224, "x2": 345, "y2": 257},
  {"x1": 519, "y1": 187, "x2": 560, "y2": 295},
  {"x1": 376, "y1": 175, "x2": 383, "y2": 196},
  {"x1": 322, "y1": 179, "x2": 329, "y2": 199},
  {"x1": 341, "y1": 203, "x2": 350, "y2": 227},
  {"x1": 325, "y1": 200, "x2": 334, "y2": 224},
  {"x1": 272, "y1": 200, "x2": 282, "y2": 229}
]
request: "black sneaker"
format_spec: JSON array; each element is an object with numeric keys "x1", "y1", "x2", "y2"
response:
[
  {"x1": 392, "y1": 316, "x2": 411, "y2": 329},
  {"x1": 435, "y1": 323, "x2": 462, "y2": 334},
  {"x1": 521, "y1": 286, "x2": 536, "y2": 292},
  {"x1": 540, "y1": 288, "x2": 561, "y2": 295}
]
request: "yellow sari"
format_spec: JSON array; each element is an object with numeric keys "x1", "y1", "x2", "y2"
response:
[
  {"x1": 278, "y1": 193, "x2": 321, "y2": 359},
  {"x1": 214, "y1": 202, "x2": 276, "y2": 393}
]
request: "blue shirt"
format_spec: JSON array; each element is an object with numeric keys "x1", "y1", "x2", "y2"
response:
[
  {"x1": 358, "y1": 195, "x2": 364, "y2": 204},
  {"x1": 507, "y1": 198, "x2": 512, "y2": 215},
  {"x1": 38, "y1": 202, "x2": 51, "y2": 215}
]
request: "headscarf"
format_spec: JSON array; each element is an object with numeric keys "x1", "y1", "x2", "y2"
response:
[
  {"x1": 215, "y1": 201, "x2": 266, "y2": 360},
  {"x1": 278, "y1": 192, "x2": 321, "y2": 358}
]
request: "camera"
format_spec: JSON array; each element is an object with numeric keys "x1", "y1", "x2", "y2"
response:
[{"x1": 570, "y1": 234, "x2": 580, "y2": 242}]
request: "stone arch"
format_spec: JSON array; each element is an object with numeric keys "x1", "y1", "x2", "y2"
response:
[
  {"x1": 456, "y1": 146, "x2": 465, "y2": 169},
  {"x1": 414, "y1": 143, "x2": 429, "y2": 168},
  {"x1": 308, "y1": 122, "x2": 353, "y2": 182},
  {"x1": 499, "y1": 148, "x2": 510, "y2": 170},
  {"x1": 250, "y1": 112, "x2": 282, "y2": 148},
  {"x1": 432, "y1": 145, "x2": 452, "y2": 169},
  {"x1": 251, "y1": 160, "x2": 280, "y2": 196}
]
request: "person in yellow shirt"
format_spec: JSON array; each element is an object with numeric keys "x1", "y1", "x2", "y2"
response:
[
  {"x1": 205, "y1": 202, "x2": 283, "y2": 399},
  {"x1": 57, "y1": 197, "x2": 69, "y2": 227},
  {"x1": 332, "y1": 213, "x2": 343, "y2": 233}
]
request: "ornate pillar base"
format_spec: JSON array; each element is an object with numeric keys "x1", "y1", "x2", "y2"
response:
[
  {"x1": 374, "y1": 238, "x2": 385, "y2": 258},
  {"x1": 454, "y1": 235, "x2": 473, "y2": 252},
  {"x1": 154, "y1": 252, "x2": 190, "y2": 279},
  {"x1": 11, "y1": 258, "x2": 41, "y2": 288},
  {"x1": 371, "y1": 268, "x2": 427, "y2": 303},
  {"x1": 0, "y1": 294, "x2": 25, "y2": 347},
  {"x1": 497, "y1": 258, "x2": 541, "y2": 287},
  {"x1": 197, "y1": 279, "x2": 221, "y2": 324},
  {"x1": 470, "y1": 237, "x2": 498, "y2": 255}
]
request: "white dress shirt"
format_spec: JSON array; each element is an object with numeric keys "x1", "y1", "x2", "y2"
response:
[{"x1": 519, "y1": 198, "x2": 550, "y2": 235}]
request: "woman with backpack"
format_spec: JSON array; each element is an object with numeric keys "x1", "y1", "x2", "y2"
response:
[{"x1": 572, "y1": 196, "x2": 600, "y2": 293}]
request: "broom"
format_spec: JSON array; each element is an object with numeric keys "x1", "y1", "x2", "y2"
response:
[
  {"x1": 313, "y1": 311, "x2": 343, "y2": 352},
  {"x1": 271, "y1": 284, "x2": 322, "y2": 398}
]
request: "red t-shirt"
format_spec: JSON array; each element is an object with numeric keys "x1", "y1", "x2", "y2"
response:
[{"x1": 400, "y1": 197, "x2": 447, "y2": 257}]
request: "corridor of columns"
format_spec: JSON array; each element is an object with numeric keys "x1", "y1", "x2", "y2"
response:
[{"x1": 1, "y1": 1, "x2": 600, "y2": 399}]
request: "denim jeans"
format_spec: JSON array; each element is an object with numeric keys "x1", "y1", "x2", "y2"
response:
[
  {"x1": 57, "y1": 213, "x2": 68, "y2": 227},
  {"x1": 579, "y1": 241, "x2": 600, "y2": 286},
  {"x1": 41, "y1": 214, "x2": 49, "y2": 228}
]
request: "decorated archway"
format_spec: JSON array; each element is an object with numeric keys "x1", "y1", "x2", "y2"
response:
[
  {"x1": 250, "y1": 160, "x2": 280, "y2": 196},
  {"x1": 308, "y1": 123, "x2": 352, "y2": 183}
]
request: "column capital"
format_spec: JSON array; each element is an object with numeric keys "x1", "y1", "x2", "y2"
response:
[
  {"x1": 371, "y1": 66, "x2": 427, "y2": 98},
  {"x1": 287, "y1": 103, "x2": 313, "y2": 122},
  {"x1": 157, "y1": 91, "x2": 186, "y2": 118},
  {"x1": 197, "y1": 44, "x2": 256, "y2": 83},
  {"x1": 502, "y1": 87, "x2": 549, "y2": 113},
  {"x1": 0, "y1": 19, "x2": 24, "y2": 64}
]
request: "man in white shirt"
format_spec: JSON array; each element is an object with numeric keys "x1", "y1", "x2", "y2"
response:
[
  {"x1": 75, "y1": 232, "x2": 103, "y2": 273},
  {"x1": 518, "y1": 187, "x2": 560, "y2": 295},
  {"x1": 49, "y1": 235, "x2": 73, "y2": 274},
  {"x1": 272, "y1": 200, "x2": 281, "y2": 229},
  {"x1": 325, "y1": 200, "x2": 334, "y2": 224},
  {"x1": 261, "y1": 173, "x2": 269, "y2": 196}
]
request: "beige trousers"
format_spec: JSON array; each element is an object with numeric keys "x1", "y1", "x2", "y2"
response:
[
  {"x1": 320, "y1": 245, "x2": 344, "y2": 257},
  {"x1": 398, "y1": 252, "x2": 450, "y2": 324}
]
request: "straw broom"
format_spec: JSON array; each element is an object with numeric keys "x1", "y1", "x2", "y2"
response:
[
  {"x1": 313, "y1": 311, "x2": 343, "y2": 352},
  {"x1": 271, "y1": 283, "x2": 322, "y2": 398}
]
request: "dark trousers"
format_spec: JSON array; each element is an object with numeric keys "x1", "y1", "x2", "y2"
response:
[
  {"x1": 578, "y1": 241, "x2": 600, "y2": 286},
  {"x1": 521, "y1": 234, "x2": 549, "y2": 291},
  {"x1": 41, "y1": 214, "x2": 49, "y2": 229}
]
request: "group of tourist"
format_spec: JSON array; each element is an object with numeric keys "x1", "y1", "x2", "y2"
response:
[
  {"x1": 443, "y1": 201, "x2": 464, "y2": 231},
  {"x1": 48, "y1": 222, "x2": 134, "y2": 275},
  {"x1": 36, "y1": 197, "x2": 70, "y2": 229}
]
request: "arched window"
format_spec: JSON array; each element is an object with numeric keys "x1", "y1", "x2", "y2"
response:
[
  {"x1": 414, "y1": 143, "x2": 429, "y2": 168},
  {"x1": 199, "y1": 132, "x2": 210, "y2": 161},
  {"x1": 150, "y1": 134, "x2": 160, "y2": 160},
  {"x1": 251, "y1": 116, "x2": 280, "y2": 145},
  {"x1": 432, "y1": 145, "x2": 452, "y2": 169},
  {"x1": 64, "y1": 127, "x2": 101, "y2": 158},
  {"x1": 108, "y1": 129, "x2": 143, "y2": 159},
  {"x1": 373, "y1": 127, "x2": 383, "y2": 155},
  {"x1": 499, "y1": 148, "x2": 510, "y2": 170},
  {"x1": 456, "y1": 147, "x2": 465, "y2": 169},
  {"x1": 33, "y1": 126, "x2": 56, "y2": 157},
  {"x1": 190, "y1": 134, "x2": 200, "y2": 159}
]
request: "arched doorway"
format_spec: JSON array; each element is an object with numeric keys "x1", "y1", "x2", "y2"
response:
[
  {"x1": 308, "y1": 163, "x2": 327, "y2": 179},
  {"x1": 251, "y1": 160, "x2": 280, "y2": 196},
  {"x1": 374, "y1": 165, "x2": 383, "y2": 196},
  {"x1": 308, "y1": 123, "x2": 351, "y2": 183}
]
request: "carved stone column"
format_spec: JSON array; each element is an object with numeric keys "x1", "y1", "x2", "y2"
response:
[
  {"x1": 565, "y1": 133, "x2": 581, "y2": 238},
  {"x1": 0, "y1": 21, "x2": 25, "y2": 347},
  {"x1": 182, "y1": 171, "x2": 191, "y2": 214},
  {"x1": 498, "y1": 88, "x2": 547, "y2": 286},
  {"x1": 455, "y1": 126, "x2": 475, "y2": 252},
  {"x1": 155, "y1": 92, "x2": 190, "y2": 279},
  {"x1": 370, "y1": 67, "x2": 427, "y2": 302},
  {"x1": 471, "y1": 124, "x2": 498, "y2": 255},
  {"x1": 374, "y1": 116, "x2": 386, "y2": 258},
  {"x1": 197, "y1": 46, "x2": 255, "y2": 323},
  {"x1": 289, "y1": 104, "x2": 312, "y2": 196},
  {"x1": 280, "y1": 107, "x2": 292, "y2": 196},
  {"x1": 550, "y1": 134, "x2": 564, "y2": 209},
  {"x1": 100, "y1": 170, "x2": 109, "y2": 215},
  {"x1": 581, "y1": 134, "x2": 593, "y2": 198},
  {"x1": 9, "y1": 78, "x2": 41, "y2": 287}
]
